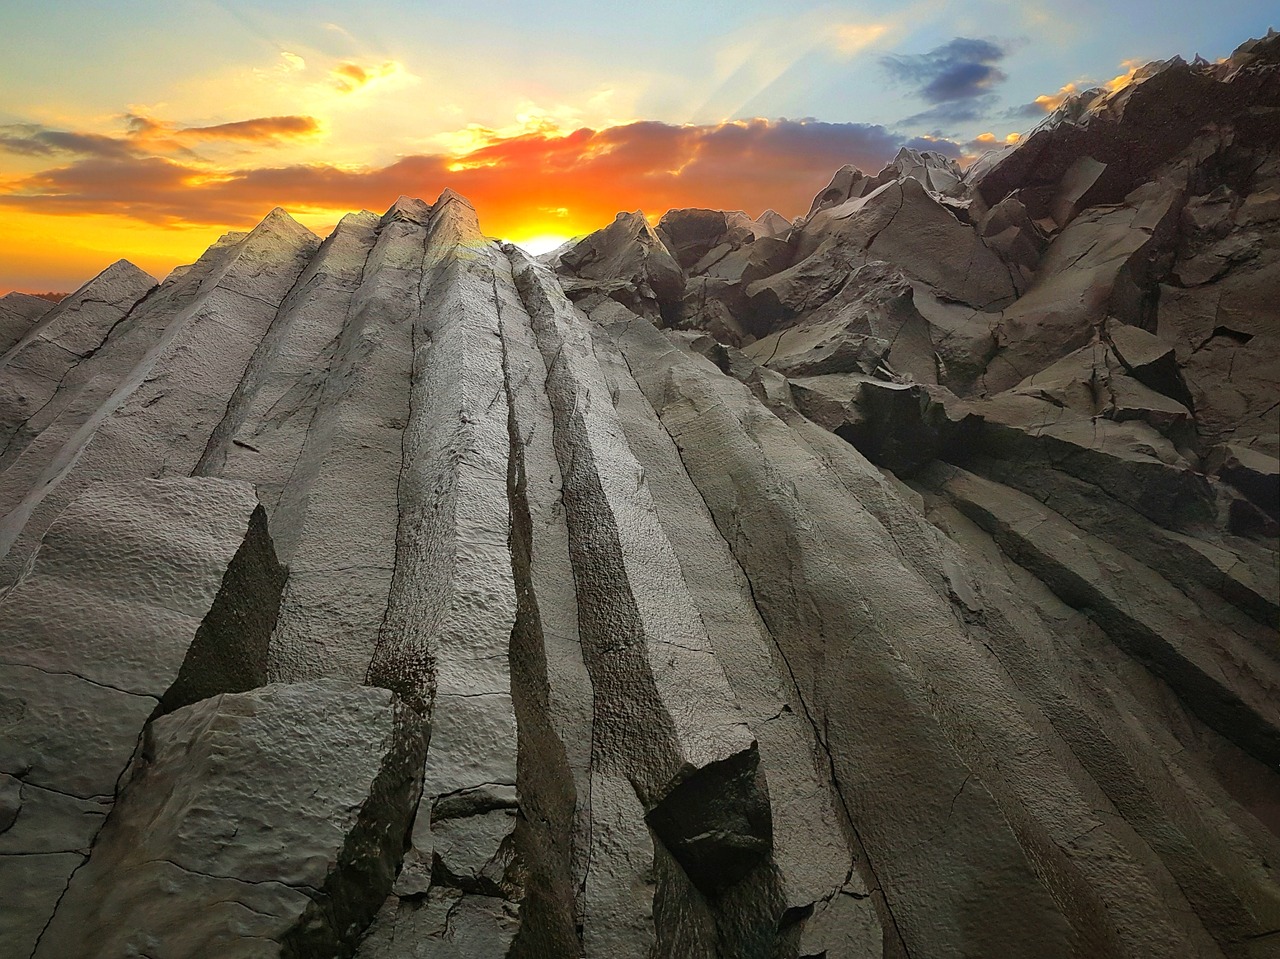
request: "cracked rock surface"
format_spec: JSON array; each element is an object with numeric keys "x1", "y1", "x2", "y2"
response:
[
  {"x1": 0, "y1": 30, "x2": 1278, "y2": 959},
  {"x1": 0, "y1": 476, "x2": 285, "y2": 958}
]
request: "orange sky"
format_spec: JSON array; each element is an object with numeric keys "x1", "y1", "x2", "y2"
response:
[{"x1": 0, "y1": 115, "x2": 987, "y2": 293}]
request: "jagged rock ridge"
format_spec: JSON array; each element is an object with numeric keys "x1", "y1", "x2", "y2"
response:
[{"x1": 0, "y1": 31, "x2": 1277, "y2": 959}]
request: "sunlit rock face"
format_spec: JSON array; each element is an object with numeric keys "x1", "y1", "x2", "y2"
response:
[{"x1": 0, "y1": 32, "x2": 1277, "y2": 959}]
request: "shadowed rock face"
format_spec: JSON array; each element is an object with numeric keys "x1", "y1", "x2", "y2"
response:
[{"x1": 0, "y1": 31, "x2": 1278, "y2": 959}]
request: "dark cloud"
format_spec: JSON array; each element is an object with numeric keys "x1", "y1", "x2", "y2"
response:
[
  {"x1": 0, "y1": 114, "x2": 321, "y2": 162},
  {"x1": 882, "y1": 37, "x2": 1009, "y2": 103},
  {"x1": 0, "y1": 124, "x2": 137, "y2": 159},
  {"x1": 1010, "y1": 101, "x2": 1049, "y2": 118},
  {"x1": 0, "y1": 117, "x2": 966, "y2": 231}
]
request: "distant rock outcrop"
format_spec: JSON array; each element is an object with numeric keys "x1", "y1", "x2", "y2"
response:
[{"x1": 0, "y1": 31, "x2": 1276, "y2": 959}]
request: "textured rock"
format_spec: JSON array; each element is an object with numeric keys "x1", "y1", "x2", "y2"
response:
[
  {"x1": 34, "y1": 681, "x2": 423, "y2": 959},
  {"x1": 0, "y1": 209, "x2": 319, "y2": 587},
  {"x1": 0, "y1": 260, "x2": 155, "y2": 466},
  {"x1": 656, "y1": 209, "x2": 762, "y2": 270},
  {"x1": 877, "y1": 146, "x2": 964, "y2": 195},
  {"x1": 805, "y1": 163, "x2": 871, "y2": 216},
  {"x1": 511, "y1": 251, "x2": 769, "y2": 897},
  {"x1": 0, "y1": 477, "x2": 285, "y2": 959},
  {"x1": 0, "y1": 293, "x2": 53, "y2": 355},
  {"x1": 556, "y1": 210, "x2": 684, "y2": 321}
]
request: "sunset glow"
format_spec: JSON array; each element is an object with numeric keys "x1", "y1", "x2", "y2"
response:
[{"x1": 1, "y1": 1, "x2": 1272, "y2": 293}]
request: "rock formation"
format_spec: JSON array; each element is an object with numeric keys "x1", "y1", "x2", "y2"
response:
[{"x1": 0, "y1": 31, "x2": 1277, "y2": 959}]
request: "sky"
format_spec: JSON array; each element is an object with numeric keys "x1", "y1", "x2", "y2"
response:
[{"x1": 0, "y1": 1, "x2": 1274, "y2": 293}]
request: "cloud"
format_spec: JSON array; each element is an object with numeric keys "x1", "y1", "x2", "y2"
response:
[
  {"x1": 1027, "y1": 81, "x2": 1080, "y2": 114},
  {"x1": 1104, "y1": 59, "x2": 1145, "y2": 93},
  {"x1": 0, "y1": 118, "x2": 964, "y2": 237},
  {"x1": 964, "y1": 131, "x2": 1021, "y2": 155},
  {"x1": 882, "y1": 37, "x2": 1010, "y2": 103},
  {"x1": 902, "y1": 135, "x2": 964, "y2": 159},
  {"x1": 172, "y1": 116, "x2": 322, "y2": 143},
  {"x1": 1010, "y1": 56, "x2": 1147, "y2": 119},
  {"x1": 330, "y1": 60, "x2": 406, "y2": 93},
  {"x1": 0, "y1": 124, "x2": 137, "y2": 159},
  {"x1": 0, "y1": 114, "x2": 322, "y2": 162},
  {"x1": 899, "y1": 93, "x2": 1001, "y2": 130}
]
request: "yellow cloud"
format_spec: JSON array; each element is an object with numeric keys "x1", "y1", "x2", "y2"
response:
[
  {"x1": 973, "y1": 132, "x2": 1022, "y2": 145},
  {"x1": 1032, "y1": 82, "x2": 1079, "y2": 112},
  {"x1": 1105, "y1": 59, "x2": 1145, "y2": 93}
]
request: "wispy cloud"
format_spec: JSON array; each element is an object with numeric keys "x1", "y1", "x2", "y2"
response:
[
  {"x1": 0, "y1": 125, "x2": 136, "y2": 159},
  {"x1": 831, "y1": 22, "x2": 893, "y2": 56},
  {"x1": 129, "y1": 114, "x2": 322, "y2": 145},
  {"x1": 900, "y1": 93, "x2": 1001, "y2": 130},
  {"x1": 0, "y1": 114, "x2": 322, "y2": 162}
]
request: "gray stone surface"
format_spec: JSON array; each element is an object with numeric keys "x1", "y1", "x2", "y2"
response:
[
  {"x1": 0, "y1": 209, "x2": 318, "y2": 587},
  {"x1": 0, "y1": 293, "x2": 52, "y2": 355},
  {"x1": 0, "y1": 260, "x2": 155, "y2": 465},
  {"x1": 34, "y1": 681, "x2": 423, "y2": 959},
  {"x1": 0, "y1": 477, "x2": 285, "y2": 959}
]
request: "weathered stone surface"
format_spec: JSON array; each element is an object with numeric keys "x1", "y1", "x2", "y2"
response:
[
  {"x1": 511, "y1": 251, "x2": 769, "y2": 900},
  {"x1": 0, "y1": 209, "x2": 319, "y2": 588},
  {"x1": 968, "y1": 34, "x2": 1280, "y2": 216},
  {"x1": 0, "y1": 293, "x2": 53, "y2": 355},
  {"x1": 754, "y1": 209, "x2": 792, "y2": 236},
  {"x1": 924, "y1": 462, "x2": 1280, "y2": 767},
  {"x1": 0, "y1": 261, "x2": 155, "y2": 464},
  {"x1": 805, "y1": 163, "x2": 871, "y2": 216},
  {"x1": 0, "y1": 477, "x2": 284, "y2": 959},
  {"x1": 34, "y1": 681, "x2": 424, "y2": 959},
  {"x1": 656, "y1": 209, "x2": 761, "y2": 270},
  {"x1": 556, "y1": 210, "x2": 684, "y2": 320},
  {"x1": 880, "y1": 146, "x2": 964, "y2": 195}
]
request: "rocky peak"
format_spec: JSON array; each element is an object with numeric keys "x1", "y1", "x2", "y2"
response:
[
  {"x1": 880, "y1": 145, "x2": 964, "y2": 195},
  {"x1": 382, "y1": 194, "x2": 434, "y2": 225},
  {"x1": 805, "y1": 162, "x2": 870, "y2": 217},
  {"x1": 754, "y1": 208, "x2": 793, "y2": 235}
]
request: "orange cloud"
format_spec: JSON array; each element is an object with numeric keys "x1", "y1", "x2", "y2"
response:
[
  {"x1": 970, "y1": 132, "x2": 1020, "y2": 147},
  {"x1": 1031, "y1": 81, "x2": 1079, "y2": 112},
  {"x1": 1104, "y1": 59, "x2": 1145, "y2": 93},
  {"x1": 0, "y1": 117, "x2": 962, "y2": 291},
  {"x1": 175, "y1": 116, "x2": 322, "y2": 142},
  {"x1": 331, "y1": 60, "x2": 404, "y2": 93},
  {"x1": 1022, "y1": 57, "x2": 1149, "y2": 117}
]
